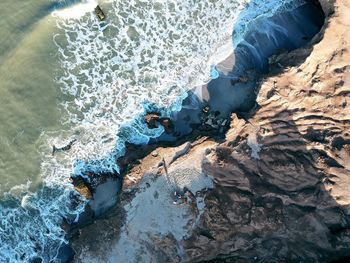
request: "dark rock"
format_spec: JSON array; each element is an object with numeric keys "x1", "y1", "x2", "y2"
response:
[
  {"x1": 145, "y1": 113, "x2": 161, "y2": 129},
  {"x1": 52, "y1": 139, "x2": 76, "y2": 156},
  {"x1": 159, "y1": 118, "x2": 175, "y2": 134},
  {"x1": 305, "y1": 127, "x2": 325, "y2": 142},
  {"x1": 331, "y1": 136, "x2": 350, "y2": 150},
  {"x1": 94, "y1": 5, "x2": 106, "y2": 21},
  {"x1": 202, "y1": 106, "x2": 210, "y2": 114},
  {"x1": 145, "y1": 113, "x2": 175, "y2": 134}
]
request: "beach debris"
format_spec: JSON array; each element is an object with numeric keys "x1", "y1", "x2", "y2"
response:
[
  {"x1": 52, "y1": 139, "x2": 76, "y2": 156},
  {"x1": 145, "y1": 113, "x2": 174, "y2": 134},
  {"x1": 95, "y1": 5, "x2": 106, "y2": 21}
]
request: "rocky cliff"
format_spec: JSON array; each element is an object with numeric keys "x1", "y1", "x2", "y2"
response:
[{"x1": 181, "y1": 0, "x2": 350, "y2": 261}]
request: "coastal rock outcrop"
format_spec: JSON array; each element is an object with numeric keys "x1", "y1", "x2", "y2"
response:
[
  {"x1": 71, "y1": 171, "x2": 122, "y2": 221},
  {"x1": 145, "y1": 112, "x2": 175, "y2": 134},
  {"x1": 184, "y1": 0, "x2": 350, "y2": 261}
]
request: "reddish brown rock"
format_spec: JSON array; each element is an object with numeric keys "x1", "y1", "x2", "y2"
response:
[
  {"x1": 145, "y1": 113, "x2": 161, "y2": 129},
  {"x1": 145, "y1": 112, "x2": 175, "y2": 134},
  {"x1": 73, "y1": 179, "x2": 93, "y2": 199}
]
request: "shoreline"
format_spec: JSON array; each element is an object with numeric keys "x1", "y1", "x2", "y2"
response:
[
  {"x1": 64, "y1": 0, "x2": 332, "y2": 262},
  {"x1": 71, "y1": 0, "x2": 325, "y2": 218}
]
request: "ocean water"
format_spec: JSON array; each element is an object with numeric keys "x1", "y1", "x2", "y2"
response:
[
  {"x1": 0, "y1": 0, "x2": 63, "y2": 196},
  {"x1": 0, "y1": 0, "x2": 309, "y2": 262}
]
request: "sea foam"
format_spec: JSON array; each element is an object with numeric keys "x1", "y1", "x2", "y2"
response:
[{"x1": 51, "y1": 0, "x2": 251, "y2": 178}]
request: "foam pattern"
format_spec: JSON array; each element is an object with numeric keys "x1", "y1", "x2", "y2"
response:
[
  {"x1": 0, "y1": 184, "x2": 85, "y2": 262},
  {"x1": 53, "y1": 0, "x2": 248, "y2": 161}
]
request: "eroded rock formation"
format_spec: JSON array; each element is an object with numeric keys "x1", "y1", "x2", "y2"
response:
[{"x1": 184, "y1": 0, "x2": 350, "y2": 261}]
